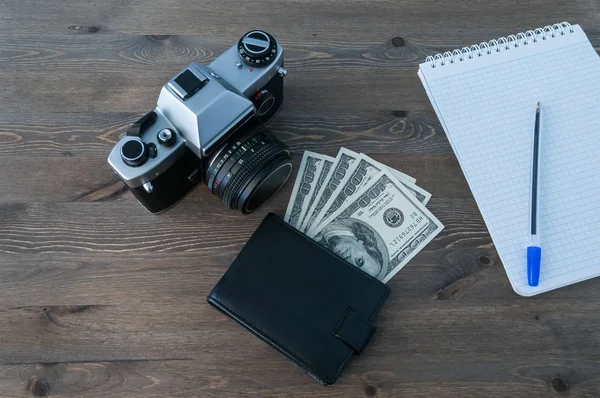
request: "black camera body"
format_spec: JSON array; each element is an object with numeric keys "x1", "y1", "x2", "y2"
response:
[{"x1": 108, "y1": 31, "x2": 292, "y2": 214}]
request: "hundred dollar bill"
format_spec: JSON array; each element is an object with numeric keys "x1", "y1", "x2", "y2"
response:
[
  {"x1": 297, "y1": 154, "x2": 336, "y2": 231},
  {"x1": 284, "y1": 151, "x2": 330, "y2": 228},
  {"x1": 312, "y1": 171, "x2": 444, "y2": 283},
  {"x1": 307, "y1": 154, "x2": 377, "y2": 235},
  {"x1": 299, "y1": 147, "x2": 360, "y2": 233},
  {"x1": 378, "y1": 165, "x2": 431, "y2": 205},
  {"x1": 310, "y1": 154, "x2": 432, "y2": 235},
  {"x1": 380, "y1": 164, "x2": 416, "y2": 184}
]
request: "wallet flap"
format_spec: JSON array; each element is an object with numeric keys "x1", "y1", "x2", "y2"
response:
[
  {"x1": 333, "y1": 307, "x2": 375, "y2": 355},
  {"x1": 207, "y1": 213, "x2": 390, "y2": 385}
]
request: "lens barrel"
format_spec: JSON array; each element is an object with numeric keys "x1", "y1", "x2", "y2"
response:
[{"x1": 206, "y1": 125, "x2": 292, "y2": 213}]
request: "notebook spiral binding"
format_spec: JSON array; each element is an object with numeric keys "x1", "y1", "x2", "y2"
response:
[{"x1": 425, "y1": 22, "x2": 574, "y2": 68}]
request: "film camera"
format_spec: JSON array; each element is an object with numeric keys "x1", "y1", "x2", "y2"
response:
[{"x1": 108, "y1": 31, "x2": 292, "y2": 213}]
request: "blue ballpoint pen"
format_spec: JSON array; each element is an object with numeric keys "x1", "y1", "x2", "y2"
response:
[{"x1": 527, "y1": 101, "x2": 542, "y2": 286}]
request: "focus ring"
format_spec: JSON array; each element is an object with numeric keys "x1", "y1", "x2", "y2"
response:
[
  {"x1": 221, "y1": 139, "x2": 287, "y2": 208},
  {"x1": 221, "y1": 139, "x2": 285, "y2": 207},
  {"x1": 208, "y1": 130, "x2": 267, "y2": 194}
]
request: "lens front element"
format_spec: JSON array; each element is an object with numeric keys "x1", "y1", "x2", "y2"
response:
[
  {"x1": 206, "y1": 125, "x2": 292, "y2": 213},
  {"x1": 242, "y1": 160, "x2": 292, "y2": 213}
]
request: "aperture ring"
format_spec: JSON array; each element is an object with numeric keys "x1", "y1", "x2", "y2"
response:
[
  {"x1": 221, "y1": 140, "x2": 288, "y2": 208},
  {"x1": 208, "y1": 130, "x2": 267, "y2": 194}
]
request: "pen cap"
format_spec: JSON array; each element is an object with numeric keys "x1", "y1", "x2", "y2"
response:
[{"x1": 527, "y1": 246, "x2": 541, "y2": 286}]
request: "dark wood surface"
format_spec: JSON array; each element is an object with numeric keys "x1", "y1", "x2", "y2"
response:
[{"x1": 1, "y1": 1, "x2": 600, "y2": 397}]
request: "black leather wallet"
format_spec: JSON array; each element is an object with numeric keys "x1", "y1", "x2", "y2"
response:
[{"x1": 207, "y1": 213, "x2": 390, "y2": 385}]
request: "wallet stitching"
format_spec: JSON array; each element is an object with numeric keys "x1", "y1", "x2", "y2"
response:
[{"x1": 211, "y1": 215, "x2": 391, "y2": 384}]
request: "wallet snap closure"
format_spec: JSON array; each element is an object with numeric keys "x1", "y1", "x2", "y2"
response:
[{"x1": 333, "y1": 307, "x2": 375, "y2": 355}]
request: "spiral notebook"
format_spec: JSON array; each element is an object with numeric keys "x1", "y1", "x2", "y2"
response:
[{"x1": 418, "y1": 22, "x2": 600, "y2": 296}]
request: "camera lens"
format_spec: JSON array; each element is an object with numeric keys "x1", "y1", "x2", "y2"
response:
[
  {"x1": 206, "y1": 124, "x2": 292, "y2": 214},
  {"x1": 238, "y1": 158, "x2": 293, "y2": 213}
]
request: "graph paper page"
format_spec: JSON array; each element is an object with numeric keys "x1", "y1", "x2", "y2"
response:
[{"x1": 419, "y1": 25, "x2": 600, "y2": 296}]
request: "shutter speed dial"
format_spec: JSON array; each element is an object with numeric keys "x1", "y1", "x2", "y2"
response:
[{"x1": 238, "y1": 30, "x2": 278, "y2": 66}]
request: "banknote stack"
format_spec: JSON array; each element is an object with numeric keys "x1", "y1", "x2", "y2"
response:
[{"x1": 284, "y1": 148, "x2": 444, "y2": 283}]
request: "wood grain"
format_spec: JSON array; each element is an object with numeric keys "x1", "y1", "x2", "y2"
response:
[
  {"x1": 0, "y1": 0, "x2": 599, "y2": 38},
  {"x1": 3, "y1": 358, "x2": 597, "y2": 398},
  {"x1": 2, "y1": 33, "x2": 597, "y2": 75},
  {"x1": 0, "y1": 154, "x2": 465, "y2": 201},
  {"x1": 0, "y1": 110, "x2": 449, "y2": 157},
  {"x1": 1, "y1": 0, "x2": 600, "y2": 397},
  {"x1": 0, "y1": 30, "x2": 597, "y2": 114}
]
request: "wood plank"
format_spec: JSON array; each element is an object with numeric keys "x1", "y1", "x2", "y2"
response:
[
  {"x1": 0, "y1": 69, "x2": 431, "y2": 113},
  {"x1": 0, "y1": 110, "x2": 450, "y2": 158},
  {"x1": 0, "y1": 227, "x2": 597, "y2": 311},
  {"x1": 0, "y1": 192, "x2": 473, "y2": 254},
  {"x1": 2, "y1": 291, "x2": 600, "y2": 365},
  {"x1": 1, "y1": 33, "x2": 597, "y2": 75},
  {"x1": 0, "y1": 233, "x2": 505, "y2": 308},
  {"x1": 0, "y1": 301, "x2": 599, "y2": 395},
  {"x1": 0, "y1": 151, "x2": 466, "y2": 201},
  {"x1": 0, "y1": 0, "x2": 598, "y2": 38},
  {"x1": 2, "y1": 357, "x2": 599, "y2": 397},
  {"x1": 0, "y1": 30, "x2": 597, "y2": 114}
]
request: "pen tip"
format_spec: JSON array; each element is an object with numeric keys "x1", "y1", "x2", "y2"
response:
[{"x1": 536, "y1": 101, "x2": 540, "y2": 109}]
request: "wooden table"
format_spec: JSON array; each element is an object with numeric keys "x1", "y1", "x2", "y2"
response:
[{"x1": 1, "y1": 1, "x2": 599, "y2": 397}]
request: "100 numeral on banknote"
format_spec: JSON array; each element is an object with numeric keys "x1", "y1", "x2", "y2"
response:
[
  {"x1": 297, "y1": 156, "x2": 335, "y2": 230},
  {"x1": 284, "y1": 151, "x2": 327, "y2": 228},
  {"x1": 299, "y1": 148, "x2": 358, "y2": 232}
]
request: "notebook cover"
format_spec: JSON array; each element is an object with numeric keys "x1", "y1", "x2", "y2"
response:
[{"x1": 207, "y1": 213, "x2": 390, "y2": 385}]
